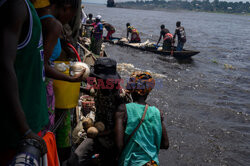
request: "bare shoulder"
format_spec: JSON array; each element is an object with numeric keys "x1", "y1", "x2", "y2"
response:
[
  {"x1": 117, "y1": 104, "x2": 126, "y2": 112},
  {"x1": 42, "y1": 18, "x2": 63, "y2": 37},
  {"x1": 0, "y1": 0, "x2": 28, "y2": 26},
  {"x1": 115, "y1": 104, "x2": 126, "y2": 119}
]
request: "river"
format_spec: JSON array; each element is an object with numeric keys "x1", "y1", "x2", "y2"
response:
[{"x1": 84, "y1": 4, "x2": 250, "y2": 166}]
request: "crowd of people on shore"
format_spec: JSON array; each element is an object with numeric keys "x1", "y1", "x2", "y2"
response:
[{"x1": 1, "y1": 0, "x2": 169, "y2": 166}]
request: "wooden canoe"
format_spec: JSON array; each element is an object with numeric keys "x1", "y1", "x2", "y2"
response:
[{"x1": 104, "y1": 37, "x2": 200, "y2": 59}]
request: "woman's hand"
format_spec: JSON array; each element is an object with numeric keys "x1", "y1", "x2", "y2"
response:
[{"x1": 70, "y1": 68, "x2": 86, "y2": 82}]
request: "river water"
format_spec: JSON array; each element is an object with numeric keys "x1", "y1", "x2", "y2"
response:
[{"x1": 84, "y1": 4, "x2": 250, "y2": 166}]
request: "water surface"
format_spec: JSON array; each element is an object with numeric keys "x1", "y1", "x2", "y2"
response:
[{"x1": 85, "y1": 4, "x2": 250, "y2": 165}]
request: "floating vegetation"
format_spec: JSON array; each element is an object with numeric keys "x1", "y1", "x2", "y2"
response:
[
  {"x1": 211, "y1": 60, "x2": 218, "y2": 64},
  {"x1": 117, "y1": 63, "x2": 167, "y2": 78},
  {"x1": 224, "y1": 64, "x2": 235, "y2": 70}
]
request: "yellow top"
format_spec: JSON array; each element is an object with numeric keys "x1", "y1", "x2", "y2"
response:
[{"x1": 33, "y1": 0, "x2": 50, "y2": 9}]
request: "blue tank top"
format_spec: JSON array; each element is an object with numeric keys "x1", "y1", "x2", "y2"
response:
[{"x1": 40, "y1": 14, "x2": 61, "y2": 61}]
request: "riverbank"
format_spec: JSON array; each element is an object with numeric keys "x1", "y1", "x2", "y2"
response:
[
  {"x1": 115, "y1": 1, "x2": 250, "y2": 15},
  {"x1": 115, "y1": 5, "x2": 250, "y2": 16}
]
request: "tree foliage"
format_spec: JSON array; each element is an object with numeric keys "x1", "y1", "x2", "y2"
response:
[{"x1": 116, "y1": 0, "x2": 250, "y2": 14}]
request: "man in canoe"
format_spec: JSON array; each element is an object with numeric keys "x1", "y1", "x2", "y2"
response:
[
  {"x1": 126, "y1": 23, "x2": 141, "y2": 43},
  {"x1": 103, "y1": 22, "x2": 116, "y2": 40},
  {"x1": 157, "y1": 24, "x2": 173, "y2": 51},
  {"x1": 173, "y1": 21, "x2": 186, "y2": 51}
]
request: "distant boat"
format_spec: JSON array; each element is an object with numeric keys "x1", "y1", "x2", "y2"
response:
[{"x1": 107, "y1": 0, "x2": 116, "y2": 7}]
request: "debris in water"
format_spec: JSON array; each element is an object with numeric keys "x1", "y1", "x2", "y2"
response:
[
  {"x1": 117, "y1": 63, "x2": 167, "y2": 78},
  {"x1": 224, "y1": 64, "x2": 235, "y2": 70},
  {"x1": 211, "y1": 60, "x2": 218, "y2": 64}
]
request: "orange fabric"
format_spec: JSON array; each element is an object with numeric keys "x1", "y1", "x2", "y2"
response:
[
  {"x1": 163, "y1": 33, "x2": 173, "y2": 41},
  {"x1": 43, "y1": 132, "x2": 60, "y2": 166}
]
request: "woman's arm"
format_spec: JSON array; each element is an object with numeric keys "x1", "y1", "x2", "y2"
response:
[
  {"x1": 160, "y1": 121, "x2": 169, "y2": 149},
  {"x1": 42, "y1": 19, "x2": 83, "y2": 82},
  {"x1": 115, "y1": 104, "x2": 126, "y2": 158},
  {"x1": 160, "y1": 110, "x2": 169, "y2": 149},
  {"x1": 157, "y1": 32, "x2": 162, "y2": 46}
]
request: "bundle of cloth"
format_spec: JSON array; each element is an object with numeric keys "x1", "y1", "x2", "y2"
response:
[{"x1": 127, "y1": 40, "x2": 156, "y2": 48}]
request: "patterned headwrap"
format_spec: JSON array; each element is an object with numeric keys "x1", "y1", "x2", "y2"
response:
[{"x1": 126, "y1": 71, "x2": 155, "y2": 96}]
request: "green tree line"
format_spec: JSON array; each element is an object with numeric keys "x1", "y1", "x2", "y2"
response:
[{"x1": 116, "y1": 0, "x2": 250, "y2": 14}]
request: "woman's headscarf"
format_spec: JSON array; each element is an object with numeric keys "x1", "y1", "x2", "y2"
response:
[{"x1": 126, "y1": 71, "x2": 155, "y2": 96}]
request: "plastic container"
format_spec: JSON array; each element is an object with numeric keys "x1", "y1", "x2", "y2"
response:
[{"x1": 53, "y1": 61, "x2": 81, "y2": 109}]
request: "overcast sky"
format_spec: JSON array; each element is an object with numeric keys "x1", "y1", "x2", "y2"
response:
[{"x1": 84, "y1": 0, "x2": 249, "y2": 4}]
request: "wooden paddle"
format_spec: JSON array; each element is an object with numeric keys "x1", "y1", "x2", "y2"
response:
[{"x1": 171, "y1": 40, "x2": 174, "y2": 56}]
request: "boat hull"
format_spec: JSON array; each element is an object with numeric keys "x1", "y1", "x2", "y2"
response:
[{"x1": 104, "y1": 37, "x2": 200, "y2": 59}]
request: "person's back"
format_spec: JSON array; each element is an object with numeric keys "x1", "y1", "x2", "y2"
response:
[
  {"x1": 126, "y1": 23, "x2": 141, "y2": 43},
  {"x1": 104, "y1": 23, "x2": 115, "y2": 32},
  {"x1": 93, "y1": 21, "x2": 103, "y2": 40},
  {"x1": 161, "y1": 28, "x2": 170, "y2": 37},
  {"x1": 115, "y1": 71, "x2": 169, "y2": 166},
  {"x1": 119, "y1": 103, "x2": 162, "y2": 166},
  {"x1": 175, "y1": 26, "x2": 186, "y2": 42},
  {"x1": 88, "y1": 58, "x2": 131, "y2": 165},
  {"x1": 157, "y1": 25, "x2": 172, "y2": 50}
]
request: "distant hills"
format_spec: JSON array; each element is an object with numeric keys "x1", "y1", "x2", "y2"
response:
[{"x1": 115, "y1": 0, "x2": 250, "y2": 14}]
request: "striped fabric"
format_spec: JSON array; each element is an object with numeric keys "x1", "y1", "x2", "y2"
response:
[
  {"x1": 17, "y1": 0, "x2": 33, "y2": 50},
  {"x1": 9, "y1": 153, "x2": 39, "y2": 166}
]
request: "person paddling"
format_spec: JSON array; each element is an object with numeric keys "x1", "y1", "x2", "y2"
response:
[{"x1": 126, "y1": 23, "x2": 141, "y2": 43}]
